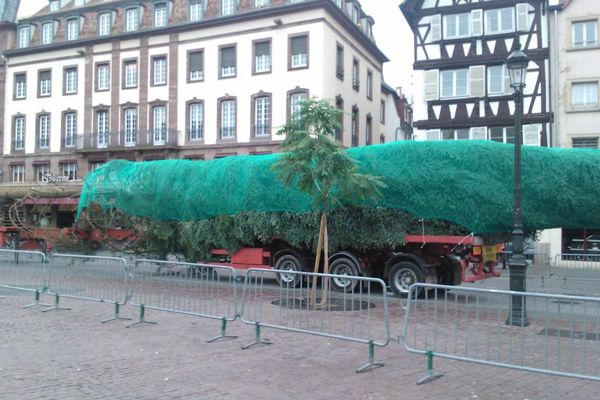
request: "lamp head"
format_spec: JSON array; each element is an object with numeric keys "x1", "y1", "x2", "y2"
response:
[{"x1": 505, "y1": 44, "x2": 530, "y2": 90}]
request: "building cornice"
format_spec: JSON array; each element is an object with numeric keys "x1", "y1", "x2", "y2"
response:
[{"x1": 8, "y1": 0, "x2": 388, "y2": 63}]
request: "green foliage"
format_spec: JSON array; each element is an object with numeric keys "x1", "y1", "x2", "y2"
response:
[{"x1": 273, "y1": 98, "x2": 386, "y2": 212}]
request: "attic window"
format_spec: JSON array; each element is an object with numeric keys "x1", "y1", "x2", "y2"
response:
[{"x1": 49, "y1": 1, "x2": 60, "y2": 11}]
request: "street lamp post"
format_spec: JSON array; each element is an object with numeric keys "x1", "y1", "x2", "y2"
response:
[{"x1": 505, "y1": 44, "x2": 530, "y2": 327}]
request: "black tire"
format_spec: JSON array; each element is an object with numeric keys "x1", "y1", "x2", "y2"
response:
[
  {"x1": 329, "y1": 256, "x2": 360, "y2": 292},
  {"x1": 274, "y1": 252, "x2": 304, "y2": 288},
  {"x1": 388, "y1": 261, "x2": 423, "y2": 296}
]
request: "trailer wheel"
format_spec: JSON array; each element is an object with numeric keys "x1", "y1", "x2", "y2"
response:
[
  {"x1": 274, "y1": 252, "x2": 304, "y2": 288},
  {"x1": 388, "y1": 261, "x2": 423, "y2": 296},
  {"x1": 329, "y1": 256, "x2": 360, "y2": 292}
]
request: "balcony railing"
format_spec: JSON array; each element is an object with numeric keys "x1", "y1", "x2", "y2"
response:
[{"x1": 76, "y1": 129, "x2": 179, "y2": 151}]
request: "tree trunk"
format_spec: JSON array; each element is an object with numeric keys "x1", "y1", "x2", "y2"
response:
[
  {"x1": 320, "y1": 213, "x2": 330, "y2": 307},
  {"x1": 310, "y1": 211, "x2": 326, "y2": 305}
]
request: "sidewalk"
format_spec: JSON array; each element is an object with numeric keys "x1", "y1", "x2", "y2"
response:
[{"x1": 1, "y1": 289, "x2": 599, "y2": 399}]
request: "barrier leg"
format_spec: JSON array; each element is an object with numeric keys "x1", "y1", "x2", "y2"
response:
[
  {"x1": 356, "y1": 340, "x2": 385, "y2": 373},
  {"x1": 241, "y1": 322, "x2": 271, "y2": 349},
  {"x1": 22, "y1": 290, "x2": 51, "y2": 309},
  {"x1": 126, "y1": 305, "x2": 157, "y2": 328},
  {"x1": 417, "y1": 351, "x2": 443, "y2": 385},
  {"x1": 41, "y1": 294, "x2": 71, "y2": 313},
  {"x1": 101, "y1": 303, "x2": 132, "y2": 324},
  {"x1": 207, "y1": 318, "x2": 238, "y2": 343}
]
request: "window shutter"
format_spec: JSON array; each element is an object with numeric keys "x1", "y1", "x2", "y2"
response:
[
  {"x1": 430, "y1": 15, "x2": 441, "y2": 42},
  {"x1": 424, "y1": 69, "x2": 439, "y2": 101},
  {"x1": 426, "y1": 129, "x2": 441, "y2": 141},
  {"x1": 469, "y1": 65, "x2": 485, "y2": 97},
  {"x1": 222, "y1": 47, "x2": 235, "y2": 67},
  {"x1": 471, "y1": 10, "x2": 483, "y2": 36},
  {"x1": 516, "y1": 3, "x2": 529, "y2": 32},
  {"x1": 291, "y1": 36, "x2": 307, "y2": 54},
  {"x1": 190, "y1": 52, "x2": 202, "y2": 70},
  {"x1": 522, "y1": 124, "x2": 540, "y2": 146},
  {"x1": 255, "y1": 42, "x2": 269, "y2": 56},
  {"x1": 470, "y1": 127, "x2": 487, "y2": 140}
]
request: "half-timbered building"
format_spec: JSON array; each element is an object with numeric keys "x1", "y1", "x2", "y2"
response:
[{"x1": 401, "y1": 0, "x2": 553, "y2": 146}]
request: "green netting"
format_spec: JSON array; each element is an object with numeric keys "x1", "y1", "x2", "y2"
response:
[{"x1": 77, "y1": 140, "x2": 600, "y2": 233}]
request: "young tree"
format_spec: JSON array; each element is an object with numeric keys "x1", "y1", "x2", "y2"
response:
[{"x1": 273, "y1": 98, "x2": 386, "y2": 305}]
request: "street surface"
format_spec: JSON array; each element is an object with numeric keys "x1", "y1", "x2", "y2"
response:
[{"x1": 2, "y1": 282, "x2": 600, "y2": 400}]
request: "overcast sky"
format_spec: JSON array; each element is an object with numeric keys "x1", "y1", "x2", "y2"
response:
[{"x1": 18, "y1": 0, "x2": 414, "y2": 98}]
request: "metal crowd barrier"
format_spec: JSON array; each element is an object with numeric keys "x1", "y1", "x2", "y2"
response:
[
  {"x1": 45, "y1": 254, "x2": 130, "y2": 322},
  {"x1": 402, "y1": 283, "x2": 600, "y2": 384},
  {"x1": 128, "y1": 259, "x2": 238, "y2": 342},
  {"x1": 0, "y1": 249, "x2": 50, "y2": 308},
  {"x1": 498, "y1": 251, "x2": 551, "y2": 280},
  {"x1": 240, "y1": 268, "x2": 390, "y2": 373}
]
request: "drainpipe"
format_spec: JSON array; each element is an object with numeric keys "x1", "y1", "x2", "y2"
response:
[{"x1": 553, "y1": 8, "x2": 560, "y2": 148}]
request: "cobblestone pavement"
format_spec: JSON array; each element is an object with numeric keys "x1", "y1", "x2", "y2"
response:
[{"x1": 1, "y1": 288, "x2": 600, "y2": 400}]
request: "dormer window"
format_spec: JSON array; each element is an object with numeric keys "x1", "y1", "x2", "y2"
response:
[
  {"x1": 154, "y1": 3, "x2": 168, "y2": 28},
  {"x1": 67, "y1": 18, "x2": 80, "y2": 41},
  {"x1": 18, "y1": 26, "x2": 30, "y2": 48},
  {"x1": 189, "y1": 0, "x2": 204, "y2": 21},
  {"x1": 49, "y1": 1, "x2": 60, "y2": 12},
  {"x1": 41, "y1": 22, "x2": 55, "y2": 45},
  {"x1": 98, "y1": 12, "x2": 111, "y2": 36},
  {"x1": 125, "y1": 8, "x2": 139, "y2": 32},
  {"x1": 222, "y1": 0, "x2": 236, "y2": 16},
  {"x1": 74, "y1": 0, "x2": 85, "y2": 6},
  {"x1": 352, "y1": 5, "x2": 359, "y2": 24}
]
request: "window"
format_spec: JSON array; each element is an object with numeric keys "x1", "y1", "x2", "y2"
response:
[
  {"x1": 67, "y1": 18, "x2": 79, "y2": 41},
  {"x1": 487, "y1": 65, "x2": 508, "y2": 96},
  {"x1": 220, "y1": 99, "x2": 236, "y2": 139},
  {"x1": 336, "y1": 44, "x2": 344, "y2": 79},
  {"x1": 489, "y1": 126, "x2": 515, "y2": 144},
  {"x1": 255, "y1": 0, "x2": 269, "y2": 7},
  {"x1": 60, "y1": 162, "x2": 78, "y2": 181},
  {"x1": 64, "y1": 67, "x2": 77, "y2": 94},
  {"x1": 75, "y1": 0, "x2": 85, "y2": 6},
  {"x1": 220, "y1": 45, "x2": 236, "y2": 78},
  {"x1": 64, "y1": 113, "x2": 77, "y2": 148},
  {"x1": 289, "y1": 91, "x2": 308, "y2": 122},
  {"x1": 222, "y1": 0, "x2": 236, "y2": 16},
  {"x1": 335, "y1": 95, "x2": 343, "y2": 141},
  {"x1": 188, "y1": 102, "x2": 203, "y2": 140},
  {"x1": 351, "y1": 5, "x2": 359, "y2": 24},
  {"x1": 96, "y1": 110, "x2": 109, "y2": 148},
  {"x1": 366, "y1": 70, "x2": 373, "y2": 99},
  {"x1": 49, "y1": 1, "x2": 59, "y2": 11},
  {"x1": 152, "y1": 56, "x2": 167, "y2": 85},
  {"x1": 18, "y1": 26, "x2": 30, "y2": 48},
  {"x1": 254, "y1": 95, "x2": 271, "y2": 137},
  {"x1": 444, "y1": 13, "x2": 470, "y2": 39},
  {"x1": 380, "y1": 100, "x2": 385, "y2": 123},
  {"x1": 38, "y1": 114, "x2": 50, "y2": 149},
  {"x1": 14, "y1": 117, "x2": 25, "y2": 150},
  {"x1": 98, "y1": 12, "x2": 111, "y2": 36},
  {"x1": 14, "y1": 73, "x2": 26, "y2": 99},
  {"x1": 352, "y1": 58, "x2": 359, "y2": 90},
  {"x1": 188, "y1": 50, "x2": 204, "y2": 81},
  {"x1": 123, "y1": 108, "x2": 137, "y2": 146},
  {"x1": 573, "y1": 21, "x2": 598, "y2": 48},
  {"x1": 441, "y1": 128, "x2": 470, "y2": 140},
  {"x1": 254, "y1": 40, "x2": 271, "y2": 74},
  {"x1": 35, "y1": 163, "x2": 50, "y2": 182},
  {"x1": 365, "y1": 114, "x2": 372, "y2": 145},
  {"x1": 41, "y1": 22, "x2": 54, "y2": 45},
  {"x1": 89, "y1": 161, "x2": 105, "y2": 172},
  {"x1": 124, "y1": 60, "x2": 138, "y2": 88},
  {"x1": 290, "y1": 35, "x2": 308, "y2": 69},
  {"x1": 485, "y1": 7, "x2": 514, "y2": 35},
  {"x1": 572, "y1": 82, "x2": 599, "y2": 108},
  {"x1": 190, "y1": 0, "x2": 204, "y2": 21},
  {"x1": 351, "y1": 106, "x2": 359, "y2": 147},
  {"x1": 39, "y1": 70, "x2": 51, "y2": 97},
  {"x1": 11, "y1": 165, "x2": 25, "y2": 183},
  {"x1": 154, "y1": 3, "x2": 168, "y2": 27},
  {"x1": 96, "y1": 63, "x2": 110, "y2": 91},
  {"x1": 440, "y1": 69, "x2": 468, "y2": 98},
  {"x1": 125, "y1": 8, "x2": 139, "y2": 32},
  {"x1": 572, "y1": 137, "x2": 599, "y2": 149},
  {"x1": 152, "y1": 106, "x2": 167, "y2": 145}
]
